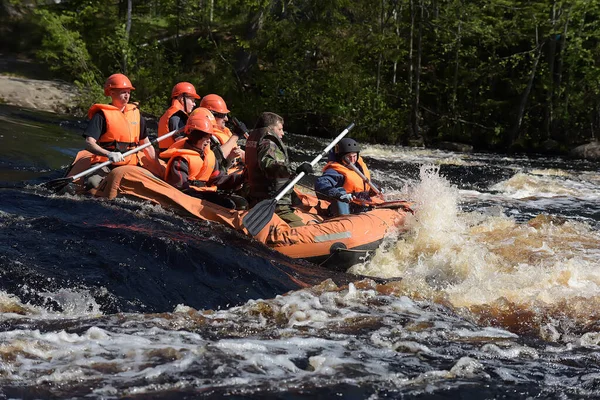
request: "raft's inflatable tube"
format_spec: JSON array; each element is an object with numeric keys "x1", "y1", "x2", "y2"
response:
[{"x1": 64, "y1": 152, "x2": 410, "y2": 270}]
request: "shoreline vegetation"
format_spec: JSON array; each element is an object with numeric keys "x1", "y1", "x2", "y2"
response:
[{"x1": 1, "y1": 0, "x2": 599, "y2": 160}]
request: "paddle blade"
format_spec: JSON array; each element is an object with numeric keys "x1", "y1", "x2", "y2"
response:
[
  {"x1": 243, "y1": 199, "x2": 277, "y2": 236},
  {"x1": 373, "y1": 200, "x2": 414, "y2": 213},
  {"x1": 352, "y1": 198, "x2": 414, "y2": 213},
  {"x1": 42, "y1": 177, "x2": 74, "y2": 193}
]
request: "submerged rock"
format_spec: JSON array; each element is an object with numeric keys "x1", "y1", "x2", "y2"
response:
[{"x1": 434, "y1": 141, "x2": 474, "y2": 153}]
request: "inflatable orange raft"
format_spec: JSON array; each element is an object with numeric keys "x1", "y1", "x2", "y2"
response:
[{"x1": 62, "y1": 151, "x2": 411, "y2": 271}]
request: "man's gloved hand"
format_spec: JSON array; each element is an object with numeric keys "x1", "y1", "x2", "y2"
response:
[
  {"x1": 231, "y1": 117, "x2": 249, "y2": 138},
  {"x1": 107, "y1": 151, "x2": 125, "y2": 163},
  {"x1": 338, "y1": 193, "x2": 354, "y2": 203},
  {"x1": 295, "y1": 162, "x2": 313, "y2": 175}
]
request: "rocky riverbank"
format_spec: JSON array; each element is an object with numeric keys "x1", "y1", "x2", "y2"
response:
[
  {"x1": 0, "y1": 55, "x2": 77, "y2": 114},
  {"x1": 0, "y1": 75, "x2": 77, "y2": 114}
]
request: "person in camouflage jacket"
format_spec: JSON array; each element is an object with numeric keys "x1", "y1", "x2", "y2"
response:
[{"x1": 245, "y1": 112, "x2": 312, "y2": 227}]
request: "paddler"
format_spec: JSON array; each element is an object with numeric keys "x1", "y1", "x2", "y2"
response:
[
  {"x1": 162, "y1": 107, "x2": 247, "y2": 209},
  {"x1": 157, "y1": 82, "x2": 201, "y2": 152},
  {"x1": 315, "y1": 138, "x2": 378, "y2": 216},
  {"x1": 245, "y1": 112, "x2": 313, "y2": 227},
  {"x1": 83, "y1": 73, "x2": 156, "y2": 190}
]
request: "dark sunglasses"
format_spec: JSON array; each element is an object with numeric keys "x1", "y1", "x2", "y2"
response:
[{"x1": 211, "y1": 111, "x2": 228, "y2": 119}]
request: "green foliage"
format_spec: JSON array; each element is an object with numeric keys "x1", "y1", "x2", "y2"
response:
[
  {"x1": 7, "y1": 0, "x2": 600, "y2": 151},
  {"x1": 34, "y1": 8, "x2": 100, "y2": 84}
]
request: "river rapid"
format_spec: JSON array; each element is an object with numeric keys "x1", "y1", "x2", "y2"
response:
[{"x1": 0, "y1": 104, "x2": 599, "y2": 398}]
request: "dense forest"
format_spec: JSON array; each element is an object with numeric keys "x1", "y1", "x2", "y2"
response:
[{"x1": 1, "y1": 0, "x2": 600, "y2": 153}]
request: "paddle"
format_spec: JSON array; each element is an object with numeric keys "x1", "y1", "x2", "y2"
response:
[
  {"x1": 243, "y1": 122, "x2": 356, "y2": 236},
  {"x1": 343, "y1": 155, "x2": 383, "y2": 196},
  {"x1": 44, "y1": 127, "x2": 183, "y2": 192},
  {"x1": 294, "y1": 181, "x2": 412, "y2": 212},
  {"x1": 352, "y1": 198, "x2": 415, "y2": 213}
]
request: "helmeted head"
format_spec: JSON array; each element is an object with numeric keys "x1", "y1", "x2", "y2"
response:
[
  {"x1": 104, "y1": 73, "x2": 135, "y2": 96},
  {"x1": 200, "y1": 94, "x2": 230, "y2": 130},
  {"x1": 200, "y1": 94, "x2": 230, "y2": 115},
  {"x1": 171, "y1": 82, "x2": 200, "y2": 99},
  {"x1": 185, "y1": 107, "x2": 215, "y2": 136},
  {"x1": 334, "y1": 138, "x2": 360, "y2": 162}
]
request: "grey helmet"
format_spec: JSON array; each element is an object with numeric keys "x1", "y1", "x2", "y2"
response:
[{"x1": 334, "y1": 138, "x2": 360, "y2": 161}]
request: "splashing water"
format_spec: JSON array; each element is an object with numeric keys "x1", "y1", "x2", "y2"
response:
[{"x1": 350, "y1": 165, "x2": 600, "y2": 337}]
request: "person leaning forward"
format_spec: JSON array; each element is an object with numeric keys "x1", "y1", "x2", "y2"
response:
[
  {"x1": 157, "y1": 82, "x2": 200, "y2": 152},
  {"x1": 83, "y1": 73, "x2": 156, "y2": 190},
  {"x1": 162, "y1": 107, "x2": 246, "y2": 209},
  {"x1": 245, "y1": 112, "x2": 313, "y2": 227}
]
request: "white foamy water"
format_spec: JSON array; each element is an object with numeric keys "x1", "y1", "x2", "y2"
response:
[
  {"x1": 2, "y1": 276, "x2": 599, "y2": 397},
  {"x1": 0, "y1": 287, "x2": 103, "y2": 318},
  {"x1": 0, "y1": 281, "x2": 540, "y2": 395},
  {"x1": 360, "y1": 144, "x2": 484, "y2": 166},
  {"x1": 350, "y1": 165, "x2": 600, "y2": 335},
  {"x1": 491, "y1": 169, "x2": 600, "y2": 201}
]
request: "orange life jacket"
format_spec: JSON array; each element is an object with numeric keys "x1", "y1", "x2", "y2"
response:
[
  {"x1": 211, "y1": 126, "x2": 232, "y2": 145},
  {"x1": 162, "y1": 139, "x2": 218, "y2": 191},
  {"x1": 88, "y1": 103, "x2": 141, "y2": 166},
  {"x1": 211, "y1": 126, "x2": 241, "y2": 173},
  {"x1": 322, "y1": 157, "x2": 371, "y2": 194},
  {"x1": 158, "y1": 100, "x2": 187, "y2": 150}
]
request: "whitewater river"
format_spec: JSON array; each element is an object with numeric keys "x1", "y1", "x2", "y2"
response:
[{"x1": 0, "y1": 104, "x2": 599, "y2": 398}]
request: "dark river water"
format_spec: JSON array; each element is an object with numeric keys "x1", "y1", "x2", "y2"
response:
[{"x1": 0, "y1": 104, "x2": 599, "y2": 399}]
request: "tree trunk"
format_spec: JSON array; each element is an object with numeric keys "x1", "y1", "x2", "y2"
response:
[
  {"x1": 408, "y1": 0, "x2": 414, "y2": 96},
  {"x1": 411, "y1": 0, "x2": 423, "y2": 141},
  {"x1": 510, "y1": 40, "x2": 544, "y2": 146},
  {"x1": 392, "y1": 5, "x2": 400, "y2": 85},
  {"x1": 176, "y1": 0, "x2": 181, "y2": 46},
  {"x1": 544, "y1": 1, "x2": 559, "y2": 142},
  {"x1": 451, "y1": 19, "x2": 461, "y2": 115},
  {"x1": 376, "y1": 0, "x2": 385, "y2": 95},
  {"x1": 554, "y1": 10, "x2": 569, "y2": 142},
  {"x1": 123, "y1": 0, "x2": 132, "y2": 74}
]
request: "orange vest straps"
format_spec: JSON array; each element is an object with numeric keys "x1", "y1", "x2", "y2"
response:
[
  {"x1": 190, "y1": 164, "x2": 220, "y2": 192},
  {"x1": 323, "y1": 157, "x2": 371, "y2": 194},
  {"x1": 198, "y1": 148, "x2": 217, "y2": 182},
  {"x1": 211, "y1": 127, "x2": 232, "y2": 145},
  {"x1": 88, "y1": 103, "x2": 141, "y2": 166}
]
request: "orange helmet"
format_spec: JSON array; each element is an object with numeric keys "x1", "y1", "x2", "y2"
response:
[
  {"x1": 185, "y1": 107, "x2": 214, "y2": 135},
  {"x1": 104, "y1": 73, "x2": 135, "y2": 96},
  {"x1": 199, "y1": 94, "x2": 230, "y2": 114},
  {"x1": 171, "y1": 82, "x2": 200, "y2": 99}
]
